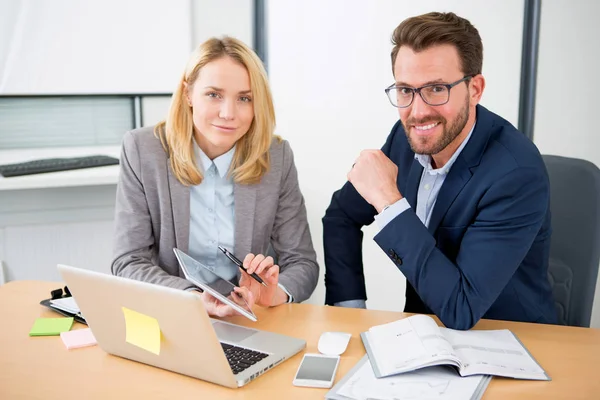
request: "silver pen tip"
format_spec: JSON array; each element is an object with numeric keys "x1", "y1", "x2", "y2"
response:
[{"x1": 261, "y1": 282, "x2": 268, "y2": 287}]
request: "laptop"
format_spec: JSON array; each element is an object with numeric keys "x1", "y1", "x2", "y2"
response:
[{"x1": 57, "y1": 264, "x2": 306, "y2": 388}]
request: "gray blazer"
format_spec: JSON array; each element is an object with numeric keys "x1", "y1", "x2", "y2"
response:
[{"x1": 111, "y1": 127, "x2": 319, "y2": 302}]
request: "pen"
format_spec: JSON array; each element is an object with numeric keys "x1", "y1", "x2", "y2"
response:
[{"x1": 218, "y1": 246, "x2": 268, "y2": 287}]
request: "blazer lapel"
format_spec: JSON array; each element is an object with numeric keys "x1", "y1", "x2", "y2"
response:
[
  {"x1": 167, "y1": 161, "x2": 191, "y2": 252},
  {"x1": 234, "y1": 183, "x2": 256, "y2": 259},
  {"x1": 426, "y1": 104, "x2": 495, "y2": 234},
  {"x1": 427, "y1": 158, "x2": 472, "y2": 234},
  {"x1": 404, "y1": 159, "x2": 423, "y2": 208}
]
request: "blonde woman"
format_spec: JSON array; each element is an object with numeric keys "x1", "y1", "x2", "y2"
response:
[{"x1": 112, "y1": 37, "x2": 319, "y2": 317}]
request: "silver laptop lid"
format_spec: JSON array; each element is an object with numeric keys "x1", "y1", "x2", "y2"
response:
[{"x1": 57, "y1": 264, "x2": 238, "y2": 388}]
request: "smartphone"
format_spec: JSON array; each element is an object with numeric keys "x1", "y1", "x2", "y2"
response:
[{"x1": 292, "y1": 353, "x2": 340, "y2": 388}]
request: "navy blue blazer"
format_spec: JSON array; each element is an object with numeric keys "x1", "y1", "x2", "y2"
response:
[{"x1": 323, "y1": 105, "x2": 557, "y2": 330}]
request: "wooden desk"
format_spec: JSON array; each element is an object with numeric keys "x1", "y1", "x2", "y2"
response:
[{"x1": 1, "y1": 281, "x2": 599, "y2": 399}]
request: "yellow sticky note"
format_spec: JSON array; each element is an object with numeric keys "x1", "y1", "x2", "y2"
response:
[{"x1": 122, "y1": 307, "x2": 161, "y2": 355}]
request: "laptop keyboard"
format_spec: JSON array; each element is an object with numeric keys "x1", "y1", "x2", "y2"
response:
[{"x1": 221, "y1": 343, "x2": 269, "y2": 375}]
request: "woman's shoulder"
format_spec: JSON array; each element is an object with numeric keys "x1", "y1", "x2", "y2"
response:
[
  {"x1": 122, "y1": 125, "x2": 168, "y2": 160},
  {"x1": 266, "y1": 136, "x2": 297, "y2": 177},
  {"x1": 268, "y1": 135, "x2": 293, "y2": 159}
]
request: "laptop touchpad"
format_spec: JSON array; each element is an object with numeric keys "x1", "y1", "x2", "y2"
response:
[{"x1": 212, "y1": 321, "x2": 257, "y2": 343}]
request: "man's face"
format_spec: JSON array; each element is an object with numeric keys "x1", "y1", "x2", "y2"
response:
[{"x1": 393, "y1": 44, "x2": 476, "y2": 156}]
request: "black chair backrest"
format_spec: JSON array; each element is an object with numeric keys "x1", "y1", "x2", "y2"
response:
[{"x1": 543, "y1": 154, "x2": 600, "y2": 327}]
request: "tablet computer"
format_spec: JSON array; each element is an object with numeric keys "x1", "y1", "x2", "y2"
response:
[{"x1": 173, "y1": 248, "x2": 257, "y2": 322}]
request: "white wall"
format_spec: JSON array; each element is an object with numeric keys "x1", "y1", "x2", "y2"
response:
[
  {"x1": 0, "y1": 186, "x2": 117, "y2": 282},
  {"x1": 534, "y1": 0, "x2": 600, "y2": 327},
  {"x1": 191, "y1": 0, "x2": 253, "y2": 48},
  {"x1": 0, "y1": 0, "x2": 20, "y2": 78},
  {"x1": 0, "y1": 0, "x2": 192, "y2": 94},
  {"x1": 267, "y1": 0, "x2": 525, "y2": 311},
  {"x1": 534, "y1": 0, "x2": 600, "y2": 163}
]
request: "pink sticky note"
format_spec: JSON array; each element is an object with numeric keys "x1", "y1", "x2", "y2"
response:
[{"x1": 60, "y1": 328, "x2": 97, "y2": 350}]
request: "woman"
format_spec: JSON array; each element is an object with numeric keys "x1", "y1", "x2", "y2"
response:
[{"x1": 111, "y1": 36, "x2": 319, "y2": 317}]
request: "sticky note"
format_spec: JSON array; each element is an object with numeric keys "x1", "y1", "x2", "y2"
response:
[
  {"x1": 122, "y1": 307, "x2": 161, "y2": 355},
  {"x1": 29, "y1": 317, "x2": 74, "y2": 336},
  {"x1": 60, "y1": 328, "x2": 97, "y2": 349}
]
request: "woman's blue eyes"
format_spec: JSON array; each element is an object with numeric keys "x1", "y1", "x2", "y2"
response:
[{"x1": 206, "y1": 92, "x2": 252, "y2": 102}]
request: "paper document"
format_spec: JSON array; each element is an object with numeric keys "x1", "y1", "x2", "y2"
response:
[
  {"x1": 441, "y1": 328, "x2": 547, "y2": 377},
  {"x1": 326, "y1": 355, "x2": 491, "y2": 400},
  {"x1": 368, "y1": 315, "x2": 457, "y2": 374},
  {"x1": 50, "y1": 297, "x2": 80, "y2": 314}
]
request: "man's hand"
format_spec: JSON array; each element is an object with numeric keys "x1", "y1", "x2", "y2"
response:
[
  {"x1": 239, "y1": 253, "x2": 288, "y2": 307},
  {"x1": 347, "y1": 149, "x2": 403, "y2": 212}
]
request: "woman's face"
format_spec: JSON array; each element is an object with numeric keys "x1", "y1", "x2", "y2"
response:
[{"x1": 186, "y1": 56, "x2": 254, "y2": 159}]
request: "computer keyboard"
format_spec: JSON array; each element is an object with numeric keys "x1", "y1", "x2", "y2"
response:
[
  {"x1": 221, "y1": 343, "x2": 269, "y2": 375},
  {"x1": 0, "y1": 155, "x2": 119, "y2": 177}
]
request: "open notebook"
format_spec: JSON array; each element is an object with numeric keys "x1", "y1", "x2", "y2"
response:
[{"x1": 361, "y1": 315, "x2": 550, "y2": 381}]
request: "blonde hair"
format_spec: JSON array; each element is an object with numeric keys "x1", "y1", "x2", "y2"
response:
[{"x1": 155, "y1": 36, "x2": 278, "y2": 186}]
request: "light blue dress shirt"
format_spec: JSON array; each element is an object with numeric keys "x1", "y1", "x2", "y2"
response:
[
  {"x1": 336, "y1": 121, "x2": 476, "y2": 309},
  {"x1": 188, "y1": 142, "x2": 237, "y2": 281},
  {"x1": 188, "y1": 141, "x2": 293, "y2": 302}
]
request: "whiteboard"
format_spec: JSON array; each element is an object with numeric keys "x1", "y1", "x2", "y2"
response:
[{"x1": 0, "y1": 0, "x2": 192, "y2": 94}]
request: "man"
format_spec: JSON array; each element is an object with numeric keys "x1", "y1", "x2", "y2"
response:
[{"x1": 322, "y1": 12, "x2": 557, "y2": 330}]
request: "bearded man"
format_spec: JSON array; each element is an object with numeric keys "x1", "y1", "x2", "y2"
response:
[{"x1": 322, "y1": 12, "x2": 557, "y2": 330}]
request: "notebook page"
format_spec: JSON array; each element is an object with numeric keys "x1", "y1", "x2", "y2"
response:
[
  {"x1": 50, "y1": 297, "x2": 80, "y2": 314},
  {"x1": 368, "y1": 315, "x2": 459, "y2": 375},
  {"x1": 336, "y1": 356, "x2": 488, "y2": 400},
  {"x1": 441, "y1": 328, "x2": 548, "y2": 380}
]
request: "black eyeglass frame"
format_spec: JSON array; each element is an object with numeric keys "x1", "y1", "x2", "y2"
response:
[{"x1": 385, "y1": 75, "x2": 473, "y2": 108}]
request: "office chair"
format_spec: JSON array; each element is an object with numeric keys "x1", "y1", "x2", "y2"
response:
[{"x1": 543, "y1": 155, "x2": 600, "y2": 327}]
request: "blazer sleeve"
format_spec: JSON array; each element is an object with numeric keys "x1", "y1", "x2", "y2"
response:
[
  {"x1": 322, "y1": 124, "x2": 401, "y2": 305},
  {"x1": 111, "y1": 131, "x2": 195, "y2": 291},
  {"x1": 271, "y1": 141, "x2": 320, "y2": 303},
  {"x1": 374, "y1": 165, "x2": 549, "y2": 330}
]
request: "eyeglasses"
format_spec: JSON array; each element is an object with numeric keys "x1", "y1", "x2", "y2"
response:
[{"x1": 385, "y1": 76, "x2": 473, "y2": 108}]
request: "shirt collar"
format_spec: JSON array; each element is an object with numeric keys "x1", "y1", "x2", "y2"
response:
[
  {"x1": 414, "y1": 120, "x2": 477, "y2": 175},
  {"x1": 193, "y1": 140, "x2": 236, "y2": 178}
]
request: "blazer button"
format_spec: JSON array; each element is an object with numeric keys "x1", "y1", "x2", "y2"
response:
[{"x1": 388, "y1": 249, "x2": 403, "y2": 266}]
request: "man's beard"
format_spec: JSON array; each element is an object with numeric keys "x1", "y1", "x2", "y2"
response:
[{"x1": 403, "y1": 95, "x2": 470, "y2": 156}]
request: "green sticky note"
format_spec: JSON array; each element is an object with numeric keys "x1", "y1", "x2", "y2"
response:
[
  {"x1": 29, "y1": 317, "x2": 74, "y2": 336},
  {"x1": 122, "y1": 307, "x2": 161, "y2": 355}
]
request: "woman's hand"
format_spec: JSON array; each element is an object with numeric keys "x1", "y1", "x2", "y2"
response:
[
  {"x1": 195, "y1": 286, "x2": 255, "y2": 318},
  {"x1": 239, "y1": 253, "x2": 287, "y2": 307}
]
